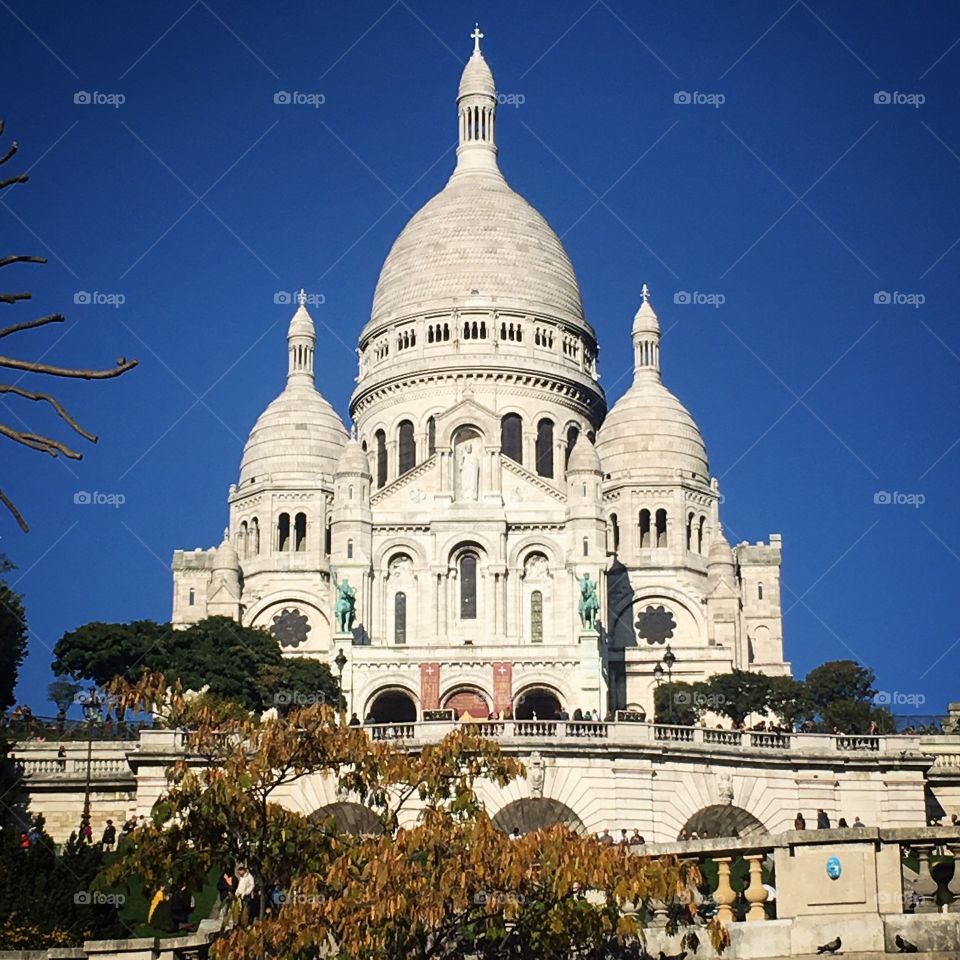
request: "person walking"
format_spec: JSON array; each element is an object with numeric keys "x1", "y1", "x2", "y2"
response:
[
  {"x1": 816, "y1": 809, "x2": 831, "y2": 830},
  {"x1": 235, "y1": 865, "x2": 255, "y2": 926},
  {"x1": 794, "y1": 812, "x2": 806, "y2": 831}
]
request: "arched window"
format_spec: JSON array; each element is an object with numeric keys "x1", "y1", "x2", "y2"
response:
[
  {"x1": 686, "y1": 512, "x2": 694, "y2": 551},
  {"x1": 535, "y1": 418, "x2": 554, "y2": 478},
  {"x1": 398, "y1": 420, "x2": 416, "y2": 475},
  {"x1": 758, "y1": 583, "x2": 764, "y2": 601},
  {"x1": 250, "y1": 517, "x2": 260, "y2": 555},
  {"x1": 294, "y1": 512, "x2": 307, "y2": 552},
  {"x1": 375, "y1": 429, "x2": 387, "y2": 488},
  {"x1": 324, "y1": 518, "x2": 331, "y2": 556},
  {"x1": 427, "y1": 416, "x2": 436, "y2": 456},
  {"x1": 277, "y1": 513, "x2": 290, "y2": 552},
  {"x1": 460, "y1": 553, "x2": 477, "y2": 620},
  {"x1": 239, "y1": 520, "x2": 248, "y2": 557},
  {"x1": 655, "y1": 509, "x2": 668, "y2": 548},
  {"x1": 609, "y1": 513, "x2": 620, "y2": 553},
  {"x1": 395, "y1": 591, "x2": 407, "y2": 644},
  {"x1": 698, "y1": 516, "x2": 706, "y2": 554},
  {"x1": 347, "y1": 538, "x2": 354, "y2": 560},
  {"x1": 188, "y1": 588, "x2": 195, "y2": 606},
  {"x1": 501, "y1": 413, "x2": 522, "y2": 464},
  {"x1": 582, "y1": 537, "x2": 589, "y2": 557},
  {"x1": 639, "y1": 509, "x2": 651, "y2": 548},
  {"x1": 565, "y1": 424, "x2": 580, "y2": 467},
  {"x1": 531, "y1": 590, "x2": 543, "y2": 644}
]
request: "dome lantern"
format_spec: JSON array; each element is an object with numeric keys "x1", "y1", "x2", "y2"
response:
[{"x1": 455, "y1": 24, "x2": 498, "y2": 175}]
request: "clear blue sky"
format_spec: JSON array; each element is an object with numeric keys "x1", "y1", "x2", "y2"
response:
[{"x1": 2, "y1": 1, "x2": 958, "y2": 719}]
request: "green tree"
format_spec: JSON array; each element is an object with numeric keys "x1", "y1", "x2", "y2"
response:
[
  {"x1": 765, "y1": 675, "x2": 812, "y2": 729},
  {"x1": 805, "y1": 660, "x2": 879, "y2": 734},
  {"x1": 704, "y1": 670, "x2": 772, "y2": 727},
  {"x1": 54, "y1": 616, "x2": 339, "y2": 714},
  {"x1": 0, "y1": 820, "x2": 125, "y2": 948},
  {"x1": 106, "y1": 673, "x2": 725, "y2": 960},
  {"x1": 653, "y1": 680, "x2": 707, "y2": 725},
  {"x1": 0, "y1": 555, "x2": 28, "y2": 713},
  {"x1": 53, "y1": 620, "x2": 171, "y2": 687}
]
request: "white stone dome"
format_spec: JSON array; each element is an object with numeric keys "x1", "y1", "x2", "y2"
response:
[
  {"x1": 239, "y1": 386, "x2": 348, "y2": 486},
  {"x1": 367, "y1": 171, "x2": 586, "y2": 331},
  {"x1": 597, "y1": 378, "x2": 708, "y2": 481}
]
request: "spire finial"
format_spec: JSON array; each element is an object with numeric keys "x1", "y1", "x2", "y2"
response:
[
  {"x1": 297, "y1": 288, "x2": 307, "y2": 307},
  {"x1": 641, "y1": 282, "x2": 651, "y2": 302},
  {"x1": 470, "y1": 23, "x2": 484, "y2": 55}
]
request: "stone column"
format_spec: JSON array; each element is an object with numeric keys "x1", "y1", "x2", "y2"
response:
[
  {"x1": 912, "y1": 845, "x2": 939, "y2": 913},
  {"x1": 714, "y1": 857, "x2": 736, "y2": 924},
  {"x1": 948, "y1": 844, "x2": 960, "y2": 911},
  {"x1": 744, "y1": 855, "x2": 768, "y2": 921}
]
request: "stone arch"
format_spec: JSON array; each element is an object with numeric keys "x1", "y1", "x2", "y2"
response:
[
  {"x1": 443, "y1": 685, "x2": 491, "y2": 719},
  {"x1": 492, "y1": 798, "x2": 586, "y2": 835},
  {"x1": 246, "y1": 595, "x2": 331, "y2": 654},
  {"x1": 513, "y1": 683, "x2": 564, "y2": 720},
  {"x1": 373, "y1": 537, "x2": 427, "y2": 570},
  {"x1": 365, "y1": 685, "x2": 418, "y2": 723},
  {"x1": 507, "y1": 536, "x2": 560, "y2": 569},
  {"x1": 678, "y1": 805, "x2": 767, "y2": 840},
  {"x1": 609, "y1": 587, "x2": 708, "y2": 648},
  {"x1": 309, "y1": 801, "x2": 385, "y2": 836}
]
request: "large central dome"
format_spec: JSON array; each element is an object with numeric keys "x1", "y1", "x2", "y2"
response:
[{"x1": 369, "y1": 172, "x2": 585, "y2": 329}]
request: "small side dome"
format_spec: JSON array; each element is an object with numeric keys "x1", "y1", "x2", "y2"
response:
[
  {"x1": 213, "y1": 532, "x2": 239, "y2": 571},
  {"x1": 566, "y1": 433, "x2": 601, "y2": 474},
  {"x1": 336, "y1": 436, "x2": 371, "y2": 476},
  {"x1": 596, "y1": 379, "x2": 709, "y2": 480},
  {"x1": 708, "y1": 526, "x2": 735, "y2": 566}
]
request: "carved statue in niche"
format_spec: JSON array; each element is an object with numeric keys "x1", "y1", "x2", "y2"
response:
[
  {"x1": 524, "y1": 553, "x2": 549, "y2": 580},
  {"x1": 717, "y1": 771, "x2": 734, "y2": 805},
  {"x1": 528, "y1": 751, "x2": 545, "y2": 798},
  {"x1": 456, "y1": 438, "x2": 480, "y2": 501},
  {"x1": 388, "y1": 555, "x2": 413, "y2": 579}
]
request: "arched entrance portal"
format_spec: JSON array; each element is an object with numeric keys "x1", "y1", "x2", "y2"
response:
[
  {"x1": 367, "y1": 688, "x2": 417, "y2": 724},
  {"x1": 443, "y1": 687, "x2": 490, "y2": 719},
  {"x1": 309, "y1": 802, "x2": 384, "y2": 836},
  {"x1": 679, "y1": 804, "x2": 767, "y2": 839},
  {"x1": 492, "y1": 798, "x2": 585, "y2": 836},
  {"x1": 514, "y1": 686, "x2": 563, "y2": 720}
]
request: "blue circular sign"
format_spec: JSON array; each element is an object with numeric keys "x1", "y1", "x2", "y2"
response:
[{"x1": 826, "y1": 856, "x2": 842, "y2": 880}]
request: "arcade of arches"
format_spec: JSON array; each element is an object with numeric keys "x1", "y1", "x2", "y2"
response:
[
  {"x1": 366, "y1": 689, "x2": 417, "y2": 724},
  {"x1": 678, "y1": 805, "x2": 767, "y2": 840},
  {"x1": 513, "y1": 687, "x2": 563, "y2": 720},
  {"x1": 492, "y1": 798, "x2": 585, "y2": 836}
]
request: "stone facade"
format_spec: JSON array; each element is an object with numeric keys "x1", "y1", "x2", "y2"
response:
[{"x1": 171, "y1": 36, "x2": 788, "y2": 726}]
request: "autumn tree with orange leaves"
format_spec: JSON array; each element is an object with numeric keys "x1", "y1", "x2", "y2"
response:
[{"x1": 105, "y1": 673, "x2": 726, "y2": 960}]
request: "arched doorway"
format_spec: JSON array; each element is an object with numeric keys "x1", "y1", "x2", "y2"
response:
[
  {"x1": 514, "y1": 686, "x2": 563, "y2": 720},
  {"x1": 492, "y1": 798, "x2": 585, "y2": 835},
  {"x1": 309, "y1": 802, "x2": 384, "y2": 836},
  {"x1": 366, "y1": 688, "x2": 417, "y2": 724},
  {"x1": 678, "y1": 804, "x2": 767, "y2": 839},
  {"x1": 443, "y1": 687, "x2": 490, "y2": 720}
]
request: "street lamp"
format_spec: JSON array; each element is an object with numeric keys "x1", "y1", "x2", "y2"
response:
[
  {"x1": 662, "y1": 646, "x2": 677, "y2": 723},
  {"x1": 79, "y1": 689, "x2": 103, "y2": 838},
  {"x1": 334, "y1": 648, "x2": 347, "y2": 719}
]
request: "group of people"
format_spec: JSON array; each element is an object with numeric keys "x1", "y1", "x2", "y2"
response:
[{"x1": 794, "y1": 810, "x2": 867, "y2": 831}]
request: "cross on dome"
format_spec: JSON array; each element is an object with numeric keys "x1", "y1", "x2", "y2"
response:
[
  {"x1": 471, "y1": 23, "x2": 484, "y2": 54},
  {"x1": 641, "y1": 282, "x2": 651, "y2": 302},
  {"x1": 297, "y1": 288, "x2": 307, "y2": 307}
]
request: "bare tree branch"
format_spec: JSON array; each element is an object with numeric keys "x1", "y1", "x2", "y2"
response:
[
  {"x1": 0, "y1": 355, "x2": 138, "y2": 378},
  {"x1": 0, "y1": 174, "x2": 28, "y2": 191},
  {"x1": 0, "y1": 313, "x2": 62, "y2": 338},
  {"x1": 0, "y1": 292, "x2": 32, "y2": 305},
  {"x1": 0, "y1": 422, "x2": 84, "y2": 459},
  {"x1": 0, "y1": 140, "x2": 18, "y2": 166},
  {"x1": 0, "y1": 255, "x2": 47, "y2": 268},
  {"x1": 0, "y1": 383, "x2": 97, "y2": 442},
  {"x1": 0, "y1": 488, "x2": 28, "y2": 532}
]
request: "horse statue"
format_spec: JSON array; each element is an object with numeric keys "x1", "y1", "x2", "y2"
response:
[
  {"x1": 334, "y1": 579, "x2": 357, "y2": 633},
  {"x1": 577, "y1": 573, "x2": 600, "y2": 631}
]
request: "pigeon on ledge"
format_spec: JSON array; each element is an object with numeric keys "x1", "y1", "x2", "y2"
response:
[
  {"x1": 817, "y1": 937, "x2": 842, "y2": 955},
  {"x1": 895, "y1": 934, "x2": 919, "y2": 953}
]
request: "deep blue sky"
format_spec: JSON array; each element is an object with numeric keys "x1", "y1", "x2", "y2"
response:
[{"x1": 2, "y1": 1, "x2": 958, "y2": 718}]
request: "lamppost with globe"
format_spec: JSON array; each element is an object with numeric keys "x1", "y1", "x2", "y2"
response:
[
  {"x1": 79, "y1": 688, "x2": 104, "y2": 836},
  {"x1": 334, "y1": 648, "x2": 347, "y2": 719}
]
